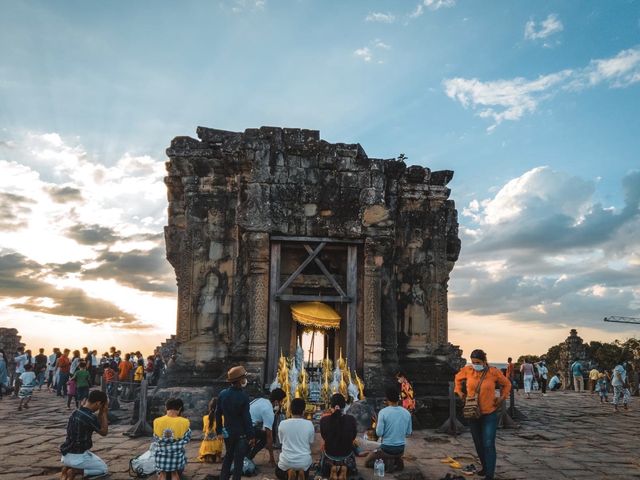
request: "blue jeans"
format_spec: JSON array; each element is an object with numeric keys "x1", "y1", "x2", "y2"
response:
[
  {"x1": 221, "y1": 436, "x2": 248, "y2": 480},
  {"x1": 57, "y1": 372, "x2": 69, "y2": 396},
  {"x1": 469, "y1": 410, "x2": 498, "y2": 479}
]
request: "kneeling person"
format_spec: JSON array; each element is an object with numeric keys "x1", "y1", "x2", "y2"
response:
[
  {"x1": 60, "y1": 390, "x2": 109, "y2": 479},
  {"x1": 248, "y1": 387, "x2": 287, "y2": 466},
  {"x1": 365, "y1": 386, "x2": 412, "y2": 472},
  {"x1": 276, "y1": 398, "x2": 315, "y2": 480},
  {"x1": 153, "y1": 397, "x2": 192, "y2": 480}
]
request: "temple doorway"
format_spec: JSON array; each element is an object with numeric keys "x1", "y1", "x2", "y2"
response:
[{"x1": 266, "y1": 236, "x2": 362, "y2": 384}]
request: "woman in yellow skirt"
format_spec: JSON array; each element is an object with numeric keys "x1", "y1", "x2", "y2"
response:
[{"x1": 199, "y1": 397, "x2": 224, "y2": 463}]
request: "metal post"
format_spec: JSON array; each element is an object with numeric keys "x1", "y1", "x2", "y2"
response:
[
  {"x1": 499, "y1": 398, "x2": 519, "y2": 429},
  {"x1": 108, "y1": 380, "x2": 120, "y2": 411},
  {"x1": 124, "y1": 379, "x2": 153, "y2": 437},
  {"x1": 436, "y1": 381, "x2": 465, "y2": 435},
  {"x1": 508, "y1": 385, "x2": 515, "y2": 417}
]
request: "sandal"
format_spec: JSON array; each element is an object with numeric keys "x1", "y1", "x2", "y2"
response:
[{"x1": 440, "y1": 457, "x2": 462, "y2": 469}]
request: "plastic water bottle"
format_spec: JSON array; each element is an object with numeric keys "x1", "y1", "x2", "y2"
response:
[{"x1": 374, "y1": 458, "x2": 385, "y2": 478}]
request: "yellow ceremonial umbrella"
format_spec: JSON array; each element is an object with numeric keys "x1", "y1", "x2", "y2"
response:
[{"x1": 290, "y1": 302, "x2": 341, "y2": 330}]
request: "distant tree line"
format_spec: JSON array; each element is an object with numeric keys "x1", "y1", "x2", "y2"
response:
[{"x1": 518, "y1": 338, "x2": 640, "y2": 373}]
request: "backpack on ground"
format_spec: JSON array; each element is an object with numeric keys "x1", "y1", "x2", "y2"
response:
[{"x1": 129, "y1": 444, "x2": 156, "y2": 478}]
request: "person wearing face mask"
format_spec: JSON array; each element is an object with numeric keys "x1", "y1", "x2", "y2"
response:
[
  {"x1": 454, "y1": 349, "x2": 511, "y2": 480},
  {"x1": 536, "y1": 360, "x2": 549, "y2": 396},
  {"x1": 247, "y1": 387, "x2": 287, "y2": 467},
  {"x1": 216, "y1": 366, "x2": 255, "y2": 480}
]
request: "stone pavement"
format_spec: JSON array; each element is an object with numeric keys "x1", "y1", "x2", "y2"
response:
[{"x1": 1, "y1": 387, "x2": 639, "y2": 480}]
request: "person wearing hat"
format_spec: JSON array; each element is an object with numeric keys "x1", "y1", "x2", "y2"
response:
[
  {"x1": 247, "y1": 387, "x2": 287, "y2": 467},
  {"x1": 216, "y1": 365, "x2": 255, "y2": 480}
]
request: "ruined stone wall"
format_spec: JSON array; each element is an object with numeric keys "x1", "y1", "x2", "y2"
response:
[
  {"x1": 0, "y1": 327, "x2": 26, "y2": 374},
  {"x1": 164, "y1": 126, "x2": 461, "y2": 392}
]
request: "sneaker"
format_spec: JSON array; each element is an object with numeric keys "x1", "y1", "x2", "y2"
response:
[
  {"x1": 461, "y1": 464, "x2": 477, "y2": 476},
  {"x1": 476, "y1": 469, "x2": 486, "y2": 477}
]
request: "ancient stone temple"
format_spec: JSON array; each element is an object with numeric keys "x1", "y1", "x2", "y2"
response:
[{"x1": 163, "y1": 126, "x2": 462, "y2": 396}]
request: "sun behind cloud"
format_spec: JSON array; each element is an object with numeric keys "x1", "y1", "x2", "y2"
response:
[{"x1": 0, "y1": 132, "x2": 175, "y2": 354}]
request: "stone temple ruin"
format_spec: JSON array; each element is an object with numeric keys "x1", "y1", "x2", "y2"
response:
[{"x1": 163, "y1": 126, "x2": 462, "y2": 398}]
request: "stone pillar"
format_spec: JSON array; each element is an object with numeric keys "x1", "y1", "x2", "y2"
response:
[
  {"x1": 363, "y1": 239, "x2": 384, "y2": 394},
  {"x1": 175, "y1": 176, "x2": 199, "y2": 343},
  {"x1": 245, "y1": 232, "x2": 270, "y2": 382}
]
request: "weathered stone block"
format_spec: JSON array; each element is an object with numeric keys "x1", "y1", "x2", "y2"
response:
[
  {"x1": 287, "y1": 166, "x2": 306, "y2": 184},
  {"x1": 303, "y1": 204, "x2": 318, "y2": 217}
]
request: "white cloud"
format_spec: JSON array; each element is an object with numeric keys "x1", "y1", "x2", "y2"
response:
[
  {"x1": 409, "y1": 4, "x2": 424, "y2": 19},
  {"x1": 407, "y1": 0, "x2": 454, "y2": 20},
  {"x1": 451, "y1": 168, "x2": 640, "y2": 332},
  {"x1": 354, "y1": 47, "x2": 372, "y2": 62},
  {"x1": 443, "y1": 70, "x2": 572, "y2": 129},
  {"x1": 229, "y1": 0, "x2": 265, "y2": 13},
  {"x1": 0, "y1": 131, "x2": 177, "y2": 349},
  {"x1": 584, "y1": 47, "x2": 640, "y2": 88},
  {"x1": 354, "y1": 40, "x2": 392, "y2": 63},
  {"x1": 444, "y1": 45, "x2": 640, "y2": 130},
  {"x1": 467, "y1": 166, "x2": 595, "y2": 226},
  {"x1": 365, "y1": 12, "x2": 395, "y2": 23},
  {"x1": 524, "y1": 14, "x2": 563, "y2": 40},
  {"x1": 424, "y1": 0, "x2": 456, "y2": 10}
]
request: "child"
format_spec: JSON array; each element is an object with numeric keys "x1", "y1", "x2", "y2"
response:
[
  {"x1": 18, "y1": 364, "x2": 37, "y2": 411},
  {"x1": 153, "y1": 397, "x2": 192, "y2": 480},
  {"x1": 71, "y1": 361, "x2": 91, "y2": 404},
  {"x1": 199, "y1": 397, "x2": 224, "y2": 463},
  {"x1": 595, "y1": 373, "x2": 608, "y2": 403},
  {"x1": 67, "y1": 376, "x2": 78, "y2": 409},
  {"x1": 103, "y1": 362, "x2": 116, "y2": 396},
  {"x1": 134, "y1": 360, "x2": 145, "y2": 383}
]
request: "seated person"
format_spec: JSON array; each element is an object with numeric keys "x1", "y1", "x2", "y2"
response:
[
  {"x1": 247, "y1": 387, "x2": 287, "y2": 466},
  {"x1": 153, "y1": 398, "x2": 192, "y2": 480},
  {"x1": 548, "y1": 373, "x2": 562, "y2": 391},
  {"x1": 199, "y1": 397, "x2": 224, "y2": 463},
  {"x1": 365, "y1": 386, "x2": 412, "y2": 472},
  {"x1": 319, "y1": 393, "x2": 358, "y2": 478},
  {"x1": 275, "y1": 398, "x2": 316, "y2": 480}
]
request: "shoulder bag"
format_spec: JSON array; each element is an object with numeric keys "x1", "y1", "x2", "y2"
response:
[{"x1": 463, "y1": 368, "x2": 488, "y2": 420}]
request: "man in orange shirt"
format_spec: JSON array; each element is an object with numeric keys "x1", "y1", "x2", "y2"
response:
[
  {"x1": 118, "y1": 354, "x2": 133, "y2": 381},
  {"x1": 56, "y1": 349, "x2": 72, "y2": 397},
  {"x1": 455, "y1": 349, "x2": 511, "y2": 480}
]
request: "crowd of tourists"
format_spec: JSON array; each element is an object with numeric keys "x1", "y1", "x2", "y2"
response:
[
  {"x1": 0, "y1": 345, "x2": 165, "y2": 410},
  {"x1": 141, "y1": 366, "x2": 415, "y2": 480},
  {"x1": 503, "y1": 355, "x2": 634, "y2": 411},
  {"x1": 2, "y1": 344, "x2": 637, "y2": 480},
  {"x1": 53, "y1": 364, "x2": 416, "y2": 480}
]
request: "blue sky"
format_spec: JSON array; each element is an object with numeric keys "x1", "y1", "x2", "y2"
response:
[{"x1": 1, "y1": 0, "x2": 639, "y2": 360}]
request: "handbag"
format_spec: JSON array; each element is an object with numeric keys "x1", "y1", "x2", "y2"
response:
[{"x1": 463, "y1": 368, "x2": 488, "y2": 420}]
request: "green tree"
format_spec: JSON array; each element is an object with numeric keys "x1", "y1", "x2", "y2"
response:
[
  {"x1": 516, "y1": 354, "x2": 541, "y2": 365},
  {"x1": 585, "y1": 341, "x2": 628, "y2": 371},
  {"x1": 544, "y1": 344, "x2": 563, "y2": 374}
]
